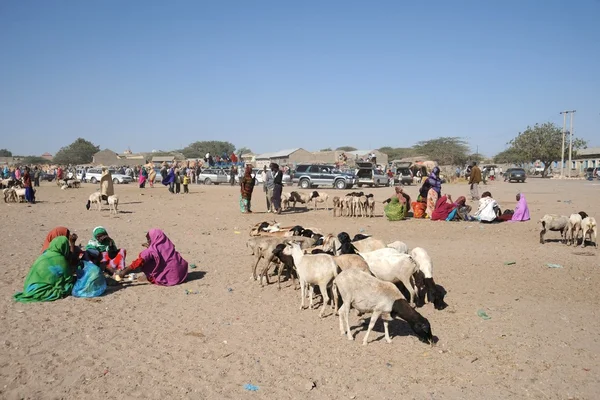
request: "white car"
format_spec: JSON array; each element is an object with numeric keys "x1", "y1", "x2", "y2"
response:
[{"x1": 86, "y1": 168, "x2": 134, "y2": 184}]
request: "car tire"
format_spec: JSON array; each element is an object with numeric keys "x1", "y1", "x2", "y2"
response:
[
  {"x1": 300, "y1": 179, "x2": 310, "y2": 189},
  {"x1": 204, "y1": 178, "x2": 212, "y2": 185},
  {"x1": 335, "y1": 179, "x2": 346, "y2": 190},
  {"x1": 113, "y1": 178, "x2": 119, "y2": 184},
  {"x1": 90, "y1": 177, "x2": 97, "y2": 184}
]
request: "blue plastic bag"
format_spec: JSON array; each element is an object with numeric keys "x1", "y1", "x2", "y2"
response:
[{"x1": 72, "y1": 261, "x2": 107, "y2": 298}]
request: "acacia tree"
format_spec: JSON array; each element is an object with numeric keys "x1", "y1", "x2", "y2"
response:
[
  {"x1": 378, "y1": 147, "x2": 416, "y2": 161},
  {"x1": 505, "y1": 122, "x2": 587, "y2": 177},
  {"x1": 413, "y1": 137, "x2": 471, "y2": 165},
  {"x1": 53, "y1": 138, "x2": 100, "y2": 165},
  {"x1": 335, "y1": 146, "x2": 357, "y2": 152},
  {"x1": 0, "y1": 149, "x2": 12, "y2": 157},
  {"x1": 237, "y1": 147, "x2": 252, "y2": 155},
  {"x1": 181, "y1": 141, "x2": 235, "y2": 159}
]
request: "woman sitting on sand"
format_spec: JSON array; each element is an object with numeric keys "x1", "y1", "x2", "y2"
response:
[
  {"x1": 41, "y1": 226, "x2": 82, "y2": 265},
  {"x1": 497, "y1": 193, "x2": 531, "y2": 222},
  {"x1": 116, "y1": 229, "x2": 188, "y2": 286},
  {"x1": 474, "y1": 192, "x2": 501, "y2": 223},
  {"x1": 14, "y1": 237, "x2": 75, "y2": 303},
  {"x1": 419, "y1": 167, "x2": 442, "y2": 218},
  {"x1": 383, "y1": 186, "x2": 412, "y2": 212},
  {"x1": 430, "y1": 195, "x2": 461, "y2": 221},
  {"x1": 85, "y1": 227, "x2": 126, "y2": 275}
]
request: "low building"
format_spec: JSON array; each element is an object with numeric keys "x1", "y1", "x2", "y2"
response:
[
  {"x1": 92, "y1": 149, "x2": 127, "y2": 166},
  {"x1": 41, "y1": 152, "x2": 53, "y2": 161},
  {"x1": 254, "y1": 148, "x2": 314, "y2": 168},
  {"x1": 151, "y1": 156, "x2": 176, "y2": 166}
]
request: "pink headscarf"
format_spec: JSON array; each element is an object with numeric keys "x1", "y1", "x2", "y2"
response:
[
  {"x1": 510, "y1": 193, "x2": 530, "y2": 222},
  {"x1": 140, "y1": 229, "x2": 188, "y2": 286}
]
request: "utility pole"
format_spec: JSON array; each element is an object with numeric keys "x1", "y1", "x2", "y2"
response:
[
  {"x1": 559, "y1": 110, "x2": 575, "y2": 178},
  {"x1": 568, "y1": 110, "x2": 576, "y2": 178}
]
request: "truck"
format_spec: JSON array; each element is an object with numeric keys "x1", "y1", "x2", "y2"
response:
[{"x1": 355, "y1": 161, "x2": 386, "y2": 187}]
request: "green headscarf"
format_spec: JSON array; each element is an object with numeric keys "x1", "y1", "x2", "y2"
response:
[
  {"x1": 14, "y1": 236, "x2": 74, "y2": 303},
  {"x1": 86, "y1": 226, "x2": 116, "y2": 253}
]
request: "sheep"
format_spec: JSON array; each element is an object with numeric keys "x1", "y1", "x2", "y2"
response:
[
  {"x1": 387, "y1": 241, "x2": 409, "y2": 254},
  {"x1": 284, "y1": 242, "x2": 339, "y2": 317},
  {"x1": 68, "y1": 179, "x2": 81, "y2": 188},
  {"x1": 86, "y1": 192, "x2": 103, "y2": 211},
  {"x1": 272, "y1": 243, "x2": 298, "y2": 290},
  {"x1": 248, "y1": 236, "x2": 315, "y2": 285},
  {"x1": 351, "y1": 236, "x2": 386, "y2": 253},
  {"x1": 332, "y1": 254, "x2": 371, "y2": 274},
  {"x1": 581, "y1": 217, "x2": 597, "y2": 249},
  {"x1": 306, "y1": 234, "x2": 336, "y2": 255},
  {"x1": 281, "y1": 192, "x2": 290, "y2": 210},
  {"x1": 309, "y1": 191, "x2": 329, "y2": 210},
  {"x1": 358, "y1": 195, "x2": 368, "y2": 217},
  {"x1": 410, "y1": 247, "x2": 447, "y2": 310},
  {"x1": 13, "y1": 188, "x2": 27, "y2": 202},
  {"x1": 289, "y1": 191, "x2": 311, "y2": 211},
  {"x1": 539, "y1": 214, "x2": 569, "y2": 244},
  {"x1": 332, "y1": 196, "x2": 342, "y2": 217},
  {"x1": 366, "y1": 195, "x2": 375, "y2": 217},
  {"x1": 108, "y1": 195, "x2": 119, "y2": 214},
  {"x1": 359, "y1": 248, "x2": 419, "y2": 307},
  {"x1": 334, "y1": 269, "x2": 433, "y2": 345},
  {"x1": 566, "y1": 213, "x2": 583, "y2": 246}
]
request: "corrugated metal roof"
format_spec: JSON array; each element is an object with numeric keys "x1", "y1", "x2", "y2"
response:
[
  {"x1": 576, "y1": 147, "x2": 600, "y2": 156},
  {"x1": 255, "y1": 148, "x2": 302, "y2": 159}
]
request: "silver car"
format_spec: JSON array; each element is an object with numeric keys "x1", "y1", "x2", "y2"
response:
[
  {"x1": 198, "y1": 168, "x2": 230, "y2": 185},
  {"x1": 86, "y1": 168, "x2": 134, "y2": 184}
]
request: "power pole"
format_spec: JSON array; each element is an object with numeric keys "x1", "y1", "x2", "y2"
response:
[
  {"x1": 568, "y1": 110, "x2": 576, "y2": 178},
  {"x1": 559, "y1": 110, "x2": 575, "y2": 178}
]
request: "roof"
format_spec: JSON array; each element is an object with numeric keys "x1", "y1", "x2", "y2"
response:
[
  {"x1": 255, "y1": 148, "x2": 302, "y2": 159},
  {"x1": 41, "y1": 152, "x2": 52, "y2": 156},
  {"x1": 576, "y1": 147, "x2": 600, "y2": 156}
]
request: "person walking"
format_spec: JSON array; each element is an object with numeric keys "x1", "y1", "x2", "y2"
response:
[
  {"x1": 33, "y1": 166, "x2": 41, "y2": 187},
  {"x1": 240, "y1": 165, "x2": 255, "y2": 213},
  {"x1": 262, "y1": 165, "x2": 274, "y2": 212},
  {"x1": 271, "y1": 163, "x2": 283, "y2": 214},
  {"x1": 469, "y1": 162, "x2": 482, "y2": 201}
]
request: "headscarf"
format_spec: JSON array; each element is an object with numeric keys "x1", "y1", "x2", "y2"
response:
[
  {"x1": 41, "y1": 226, "x2": 70, "y2": 253},
  {"x1": 394, "y1": 187, "x2": 407, "y2": 204},
  {"x1": 162, "y1": 167, "x2": 175, "y2": 185},
  {"x1": 14, "y1": 236, "x2": 74, "y2": 303},
  {"x1": 427, "y1": 167, "x2": 442, "y2": 195},
  {"x1": 140, "y1": 229, "x2": 188, "y2": 286},
  {"x1": 511, "y1": 193, "x2": 530, "y2": 222},
  {"x1": 86, "y1": 226, "x2": 116, "y2": 253}
]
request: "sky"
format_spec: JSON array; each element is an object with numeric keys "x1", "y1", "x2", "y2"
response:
[{"x1": 1, "y1": 0, "x2": 599, "y2": 158}]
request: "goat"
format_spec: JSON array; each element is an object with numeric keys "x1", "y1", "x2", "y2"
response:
[
  {"x1": 352, "y1": 237, "x2": 387, "y2": 253},
  {"x1": 86, "y1": 192, "x2": 103, "y2": 211},
  {"x1": 284, "y1": 242, "x2": 339, "y2": 317},
  {"x1": 289, "y1": 191, "x2": 311, "y2": 211},
  {"x1": 335, "y1": 269, "x2": 433, "y2": 345},
  {"x1": 332, "y1": 196, "x2": 342, "y2": 217},
  {"x1": 13, "y1": 188, "x2": 27, "y2": 202},
  {"x1": 566, "y1": 213, "x2": 583, "y2": 246},
  {"x1": 581, "y1": 217, "x2": 597, "y2": 248},
  {"x1": 410, "y1": 247, "x2": 447, "y2": 310},
  {"x1": 358, "y1": 195, "x2": 368, "y2": 217},
  {"x1": 539, "y1": 214, "x2": 569, "y2": 244},
  {"x1": 309, "y1": 191, "x2": 329, "y2": 210},
  {"x1": 366, "y1": 195, "x2": 375, "y2": 217},
  {"x1": 108, "y1": 195, "x2": 119, "y2": 214},
  {"x1": 281, "y1": 192, "x2": 290, "y2": 210},
  {"x1": 272, "y1": 243, "x2": 299, "y2": 290},
  {"x1": 353, "y1": 234, "x2": 371, "y2": 242},
  {"x1": 3, "y1": 188, "x2": 18, "y2": 203},
  {"x1": 387, "y1": 241, "x2": 409, "y2": 254},
  {"x1": 359, "y1": 248, "x2": 419, "y2": 307},
  {"x1": 333, "y1": 254, "x2": 371, "y2": 274},
  {"x1": 249, "y1": 236, "x2": 315, "y2": 285}
]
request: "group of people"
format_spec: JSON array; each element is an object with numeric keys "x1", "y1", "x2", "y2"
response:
[
  {"x1": 14, "y1": 227, "x2": 189, "y2": 303},
  {"x1": 383, "y1": 163, "x2": 530, "y2": 224},
  {"x1": 158, "y1": 163, "x2": 191, "y2": 194},
  {"x1": 239, "y1": 163, "x2": 285, "y2": 214}
]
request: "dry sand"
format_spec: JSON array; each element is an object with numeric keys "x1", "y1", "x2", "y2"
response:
[{"x1": 1, "y1": 178, "x2": 599, "y2": 399}]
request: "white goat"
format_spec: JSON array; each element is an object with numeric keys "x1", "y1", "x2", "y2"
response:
[
  {"x1": 332, "y1": 196, "x2": 342, "y2": 217},
  {"x1": 387, "y1": 241, "x2": 409, "y2": 254},
  {"x1": 359, "y1": 248, "x2": 419, "y2": 306},
  {"x1": 352, "y1": 237, "x2": 387, "y2": 253},
  {"x1": 581, "y1": 217, "x2": 597, "y2": 249},
  {"x1": 108, "y1": 195, "x2": 119, "y2": 214},
  {"x1": 566, "y1": 213, "x2": 583, "y2": 246},
  {"x1": 333, "y1": 254, "x2": 371, "y2": 274},
  {"x1": 539, "y1": 214, "x2": 569, "y2": 244},
  {"x1": 309, "y1": 191, "x2": 329, "y2": 210},
  {"x1": 86, "y1": 192, "x2": 103, "y2": 211},
  {"x1": 285, "y1": 242, "x2": 339, "y2": 317},
  {"x1": 335, "y1": 269, "x2": 434, "y2": 345}
]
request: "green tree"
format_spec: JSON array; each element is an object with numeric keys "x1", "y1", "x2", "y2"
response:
[
  {"x1": 22, "y1": 156, "x2": 52, "y2": 165},
  {"x1": 53, "y1": 138, "x2": 100, "y2": 165},
  {"x1": 506, "y1": 122, "x2": 587, "y2": 177},
  {"x1": 0, "y1": 149, "x2": 13, "y2": 157},
  {"x1": 181, "y1": 141, "x2": 235, "y2": 159},
  {"x1": 335, "y1": 146, "x2": 357, "y2": 152},
  {"x1": 319, "y1": 147, "x2": 333, "y2": 152},
  {"x1": 237, "y1": 147, "x2": 252, "y2": 155},
  {"x1": 378, "y1": 147, "x2": 416, "y2": 161},
  {"x1": 413, "y1": 137, "x2": 470, "y2": 165},
  {"x1": 494, "y1": 148, "x2": 526, "y2": 165}
]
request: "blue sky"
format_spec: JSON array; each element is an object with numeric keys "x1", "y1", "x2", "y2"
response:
[{"x1": 1, "y1": 0, "x2": 599, "y2": 157}]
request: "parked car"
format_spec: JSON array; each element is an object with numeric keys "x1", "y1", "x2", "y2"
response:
[
  {"x1": 40, "y1": 172, "x2": 56, "y2": 182},
  {"x1": 506, "y1": 168, "x2": 526, "y2": 183},
  {"x1": 293, "y1": 164, "x2": 357, "y2": 190},
  {"x1": 393, "y1": 162, "x2": 413, "y2": 185},
  {"x1": 356, "y1": 162, "x2": 386, "y2": 187},
  {"x1": 252, "y1": 168, "x2": 291, "y2": 186},
  {"x1": 198, "y1": 168, "x2": 231, "y2": 185},
  {"x1": 86, "y1": 168, "x2": 134, "y2": 184}
]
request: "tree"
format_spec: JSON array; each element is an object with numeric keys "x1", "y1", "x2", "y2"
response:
[
  {"x1": 53, "y1": 138, "x2": 100, "y2": 165},
  {"x1": 181, "y1": 141, "x2": 235, "y2": 159},
  {"x1": 319, "y1": 147, "x2": 333, "y2": 152},
  {"x1": 335, "y1": 146, "x2": 357, "y2": 152},
  {"x1": 505, "y1": 122, "x2": 587, "y2": 177},
  {"x1": 237, "y1": 147, "x2": 252, "y2": 155},
  {"x1": 493, "y1": 148, "x2": 526, "y2": 165},
  {"x1": 0, "y1": 149, "x2": 12, "y2": 157},
  {"x1": 378, "y1": 147, "x2": 416, "y2": 161},
  {"x1": 413, "y1": 137, "x2": 471, "y2": 165},
  {"x1": 22, "y1": 156, "x2": 52, "y2": 165}
]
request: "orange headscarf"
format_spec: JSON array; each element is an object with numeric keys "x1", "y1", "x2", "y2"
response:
[{"x1": 41, "y1": 226, "x2": 70, "y2": 253}]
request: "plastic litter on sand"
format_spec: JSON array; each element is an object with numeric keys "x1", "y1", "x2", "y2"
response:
[
  {"x1": 244, "y1": 384, "x2": 259, "y2": 391},
  {"x1": 546, "y1": 263, "x2": 563, "y2": 269},
  {"x1": 477, "y1": 309, "x2": 491, "y2": 320},
  {"x1": 504, "y1": 261, "x2": 516, "y2": 265},
  {"x1": 185, "y1": 289, "x2": 200, "y2": 295},
  {"x1": 189, "y1": 263, "x2": 197, "y2": 269}
]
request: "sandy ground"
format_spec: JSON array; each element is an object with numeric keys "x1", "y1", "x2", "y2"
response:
[{"x1": 1, "y1": 177, "x2": 599, "y2": 399}]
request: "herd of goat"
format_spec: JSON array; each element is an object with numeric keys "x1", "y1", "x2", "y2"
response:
[
  {"x1": 281, "y1": 190, "x2": 377, "y2": 217},
  {"x1": 2, "y1": 177, "x2": 82, "y2": 203},
  {"x1": 540, "y1": 211, "x2": 598, "y2": 248},
  {"x1": 246, "y1": 222, "x2": 447, "y2": 345}
]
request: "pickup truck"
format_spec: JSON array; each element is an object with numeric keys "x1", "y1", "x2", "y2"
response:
[{"x1": 356, "y1": 162, "x2": 386, "y2": 187}]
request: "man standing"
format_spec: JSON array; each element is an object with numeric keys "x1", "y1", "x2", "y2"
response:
[
  {"x1": 262, "y1": 165, "x2": 274, "y2": 212},
  {"x1": 469, "y1": 162, "x2": 482, "y2": 201},
  {"x1": 271, "y1": 163, "x2": 283, "y2": 214},
  {"x1": 230, "y1": 165, "x2": 238, "y2": 186}
]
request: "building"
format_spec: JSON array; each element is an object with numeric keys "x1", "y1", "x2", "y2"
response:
[
  {"x1": 41, "y1": 152, "x2": 53, "y2": 161},
  {"x1": 571, "y1": 147, "x2": 600, "y2": 173},
  {"x1": 92, "y1": 149, "x2": 127, "y2": 166},
  {"x1": 254, "y1": 148, "x2": 314, "y2": 168},
  {"x1": 344, "y1": 149, "x2": 388, "y2": 167},
  {"x1": 151, "y1": 156, "x2": 176, "y2": 166}
]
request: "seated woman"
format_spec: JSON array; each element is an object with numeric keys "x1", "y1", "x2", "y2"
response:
[
  {"x1": 431, "y1": 194, "x2": 456, "y2": 221},
  {"x1": 511, "y1": 193, "x2": 530, "y2": 222},
  {"x1": 41, "y1": 226, "x2": 81, "y2": 263},
  {"x1": 384, "y1": 196, "x2": 407, "y2": 221},
  {"x1": 474, "y1": 192, "x2": 501, "y2": 223},
  {"x1": 117, "y1": 229, "x2": 188, "y2": 286},
  {"x1": 383, "y1": 186, "x2": 412, "y2": 212},
  {"x1": 85, "y1": 226, "x2": 126, "y2": 275},
  {"x1": 411, "y1": 195, "x2": 427, "y2": 219},
  {"x1": 14, "y1": 237, "x2": 75, "y2": 303},
  {"x1": 455, "y1": 197, "x2": 474, "y2": 221}
]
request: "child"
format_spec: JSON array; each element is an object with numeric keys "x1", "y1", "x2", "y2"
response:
[
  {"x1": 183, "y1": 174, "x2": 190, "y2": 194},
  {"x1": 175, "y1": 169, "x2": 181, "y2": 194}
]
